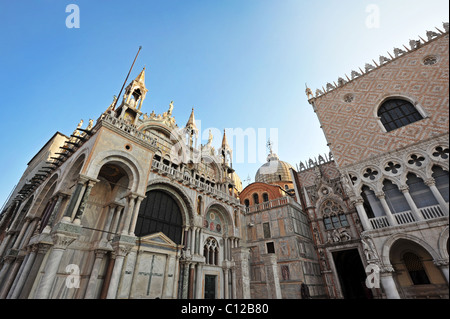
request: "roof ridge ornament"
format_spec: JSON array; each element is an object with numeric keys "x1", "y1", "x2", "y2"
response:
[{"x1": 308, "y1": 22, "x2": 448, "y2": 100}]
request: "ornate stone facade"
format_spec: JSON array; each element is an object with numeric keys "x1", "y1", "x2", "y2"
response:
[
  {"x1": 0, "y1": 23, "x2": 448, "y2": 300},
  {"x1": 304, "y1": 23, "x2": 449, "y2": 299},
  {"x1": 0, "y1": 69, "x2": 245, "y2": 299}
]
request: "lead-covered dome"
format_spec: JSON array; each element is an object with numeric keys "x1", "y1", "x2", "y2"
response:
[{"x1": 255, "y1": 152, "x2": 294, "y2": 184}]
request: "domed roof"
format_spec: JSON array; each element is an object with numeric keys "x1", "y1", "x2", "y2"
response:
[{"x1": 255, "y1": 152, "x2": 294, "y2": 184}]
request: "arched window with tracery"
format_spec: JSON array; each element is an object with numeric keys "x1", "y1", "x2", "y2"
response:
[
  {"x1": 203, "y1": 237, "x2": 219, "y2": 265},
  {"x1": 378, "y1": 98, "x2": 423, "y2": 132},
  {"x1": 322, "y1": 200, "x2": 349, "y2": 230}
]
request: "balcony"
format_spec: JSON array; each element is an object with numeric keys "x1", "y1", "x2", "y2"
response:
[
  {"x1": 369, "y1": 204, "x2": 447, "y2": 230},
  {"x1": 100, "y1": 112, "x2": 158, "y2": 147},
  {"x1": 151, "y1": 160, "x2": 240, "y2": 205},
  {"x1": 244, "y1": 196, "x2": 300, "y2": 214}
]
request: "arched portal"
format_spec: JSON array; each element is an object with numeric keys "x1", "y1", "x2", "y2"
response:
[
  {"x1": 135, "y1": 190, "x2": 183, "y2": 244},
  {"x1": 332, "y1": 249, "x2": 373, "y2": 299}
]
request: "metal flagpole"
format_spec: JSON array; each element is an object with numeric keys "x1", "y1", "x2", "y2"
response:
[{"x1": 112, "y1": 46, "x2": 142, "y2": 110}]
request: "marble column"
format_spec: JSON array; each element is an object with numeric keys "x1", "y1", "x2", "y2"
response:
[
  {"x1": 195, "y1": 263, "x2": 203, "y2": 299},
  {"x1": 73, "y1": 180, "x2": 96, "y2": 225},
  {"x1": 109, "y1": 206, "x2": 123, "y2": 240},
  {"x1": 11, "y1": 218, "x2": 31, "y2": 250},
  {"x1": 5, "y1": 253, "x2": 27, "y2": 299},
  {"x1": 224, "y1": 267, "x2": 229, "y2": 299},
  {"x1": 85, "y1": 250, "x2": 108, "y2": 299},
  {"x1": 19, "y1": 218, "x2": 39, "y2": 250},
  {"x1": 399, "y1": 186, "x2": 424, "y2": 221},
  {"x1": 101, "y1": 205, "x2": 116, "y2": 240},
  {"x1": 34, "y1": 232, "x2": 77, "y2": 299},
  {"x1": 8, "y1": 245, "x2": 38, "y2": 299},
  {"x1": 223, "y1": 236, "x2": 228, "y2": 261},
  {"x1": 380, "y1": 267, "x2": 401, "y2": 299},
  {"x1": 62, "y1": 180, "x2": 85, "y2": 222},
  {"x1": 188, "y1": 263, "x2": 195, "y2": 299},
  {"x1": 120, "y1": 195, "x2": 136, "y2": 235},
  {"x1": 181, "y1": 262, "x2": 190, "y2": 299},
  {"x1": 353, "y1": 198, "x2": 372, "y2": 230},
  {"x1": 425, "y1": 179, "x2": 449, "y2": 214},
  {"x1": 376, "y1": 193, "x2": 397, "y2": 226},
  {"x1": 0, "y1": 257, "x2": 13, "y2": 291},
  {"x1": 128, "y1": 196, "x2": 144, "y2": 235},
  {"x1": 19, "y1": 243, "x2": 52, "y2": 299},
  {"x1": 0, "y1": 255, "x2": 23, "y2": 299},
  {"x1": 106, "y1": 246, "x2": 128, "y2": 299},
  {"x1": 43, "y1": 194, "x2": 67, "y2": 232}
]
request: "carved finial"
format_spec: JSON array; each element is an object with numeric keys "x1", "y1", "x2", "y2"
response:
[
  {"x1": 409, "y1": 39, "x2": 421, "y2": 50},
  {"x1": 305, "y1": 83, "x2": 314, "y2": 99},
  {"x1": 326, "y1": 83, "x2": 335, "y2": 91},
  {"x1": 351, "y1": 70, "x2": 361, "y2": 79},
  {"x1": 365, "y1": 63, "x2": 375, "y2": 72},
  {"x1": 337, "y1": 77, "x2": 346, "y2": 86},
  {"x1": 315, "y1": 88, "x2": 323, "y2": 97},
  {"x1": 379, "y1": 55, "x2": 390, "y2": 64},
  {"x1": 443, "y1": 22, "x2": 449, "y2": 32},
  {"x1": 393, "y1": 47, "x2": 406, "y2": 58},
  {"x1": 426, "y1": 30, "x2": 439, "y2": 41}
]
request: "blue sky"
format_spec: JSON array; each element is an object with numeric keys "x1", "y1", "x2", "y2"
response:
[{"x1": 0, "y1": 0, "x2": 448, "y2": 206}]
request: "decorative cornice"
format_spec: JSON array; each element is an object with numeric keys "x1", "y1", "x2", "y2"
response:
[{"x1": 306, "y1": 22, "x2": 449, "y2": 102}]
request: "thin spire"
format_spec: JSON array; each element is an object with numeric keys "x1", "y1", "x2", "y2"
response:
[
  {"x1": 185, "y1": 107, "x2": 198, "y2": 132},
  {"x1": 135, "y1": 67, "x2": 146, "y2": 84},
  {"x1": 222, "y1": 129, "x2": 229, "y2": 149}
]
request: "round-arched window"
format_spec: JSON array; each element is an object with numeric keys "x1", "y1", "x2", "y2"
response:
[{"x1": 377, "y1": 99, "x2": 423, "y2": 132}]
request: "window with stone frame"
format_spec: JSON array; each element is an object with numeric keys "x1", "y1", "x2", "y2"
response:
[
  {"x1": 203, "y1": 237, "x2": 219, "y2": 265},
  {"x1": 378, "y1": 98, "x2": 424, "y2": 132},
  {"x1": 322, "y1": 200, "x2": 349, "y2": 230},
  {"x1": 403, "y1": 252, "x2": 430, "y2": 285}
]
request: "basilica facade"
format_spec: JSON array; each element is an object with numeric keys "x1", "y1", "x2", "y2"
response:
[
  {"x1": 0, "y1": 68, "x2": 247, "y2": 299},
  {"x1": 0, "y1": 23, "x2": 448, "y2": 299}
]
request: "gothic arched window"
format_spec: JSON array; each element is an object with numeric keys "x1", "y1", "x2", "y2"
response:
[
  {"x1": 203, "y1": 237, "x2": 219, "y2": 265},
  {"x1": 378, "y1": 98, "x2": 423, "y2": 132},
  {"x1": 322, "y1": 200, "x2": 348, "y2": 230}
]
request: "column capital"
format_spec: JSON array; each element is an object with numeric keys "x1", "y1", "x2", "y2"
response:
[
  {"x1": 375, "y1": 192, "x2": 386, "y2": 199},
  {"x1": 380, "y1": 264, "x2": 396, "y2": 274},
  {"x1": 398, "y1": 185, "x2": 409, "y2": 193},
  {"x1": 124, "y1": 191, "x2": 145, "y2": 201},
  {"x1": 424, "y1": 178, "x2": 436, "y2": 187},
  {"x1": 351, "y1": 196, "x2": 365, "y2": 205},
  {"x1": 78, "y1": 174, "x2": 100, "y2": 185},
  {"x1": 51, "y1": 232, "x2": 77, "y2": 250},
  {"x1": 433, "y1": 259, "x2": 449, "y2": 267}
]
